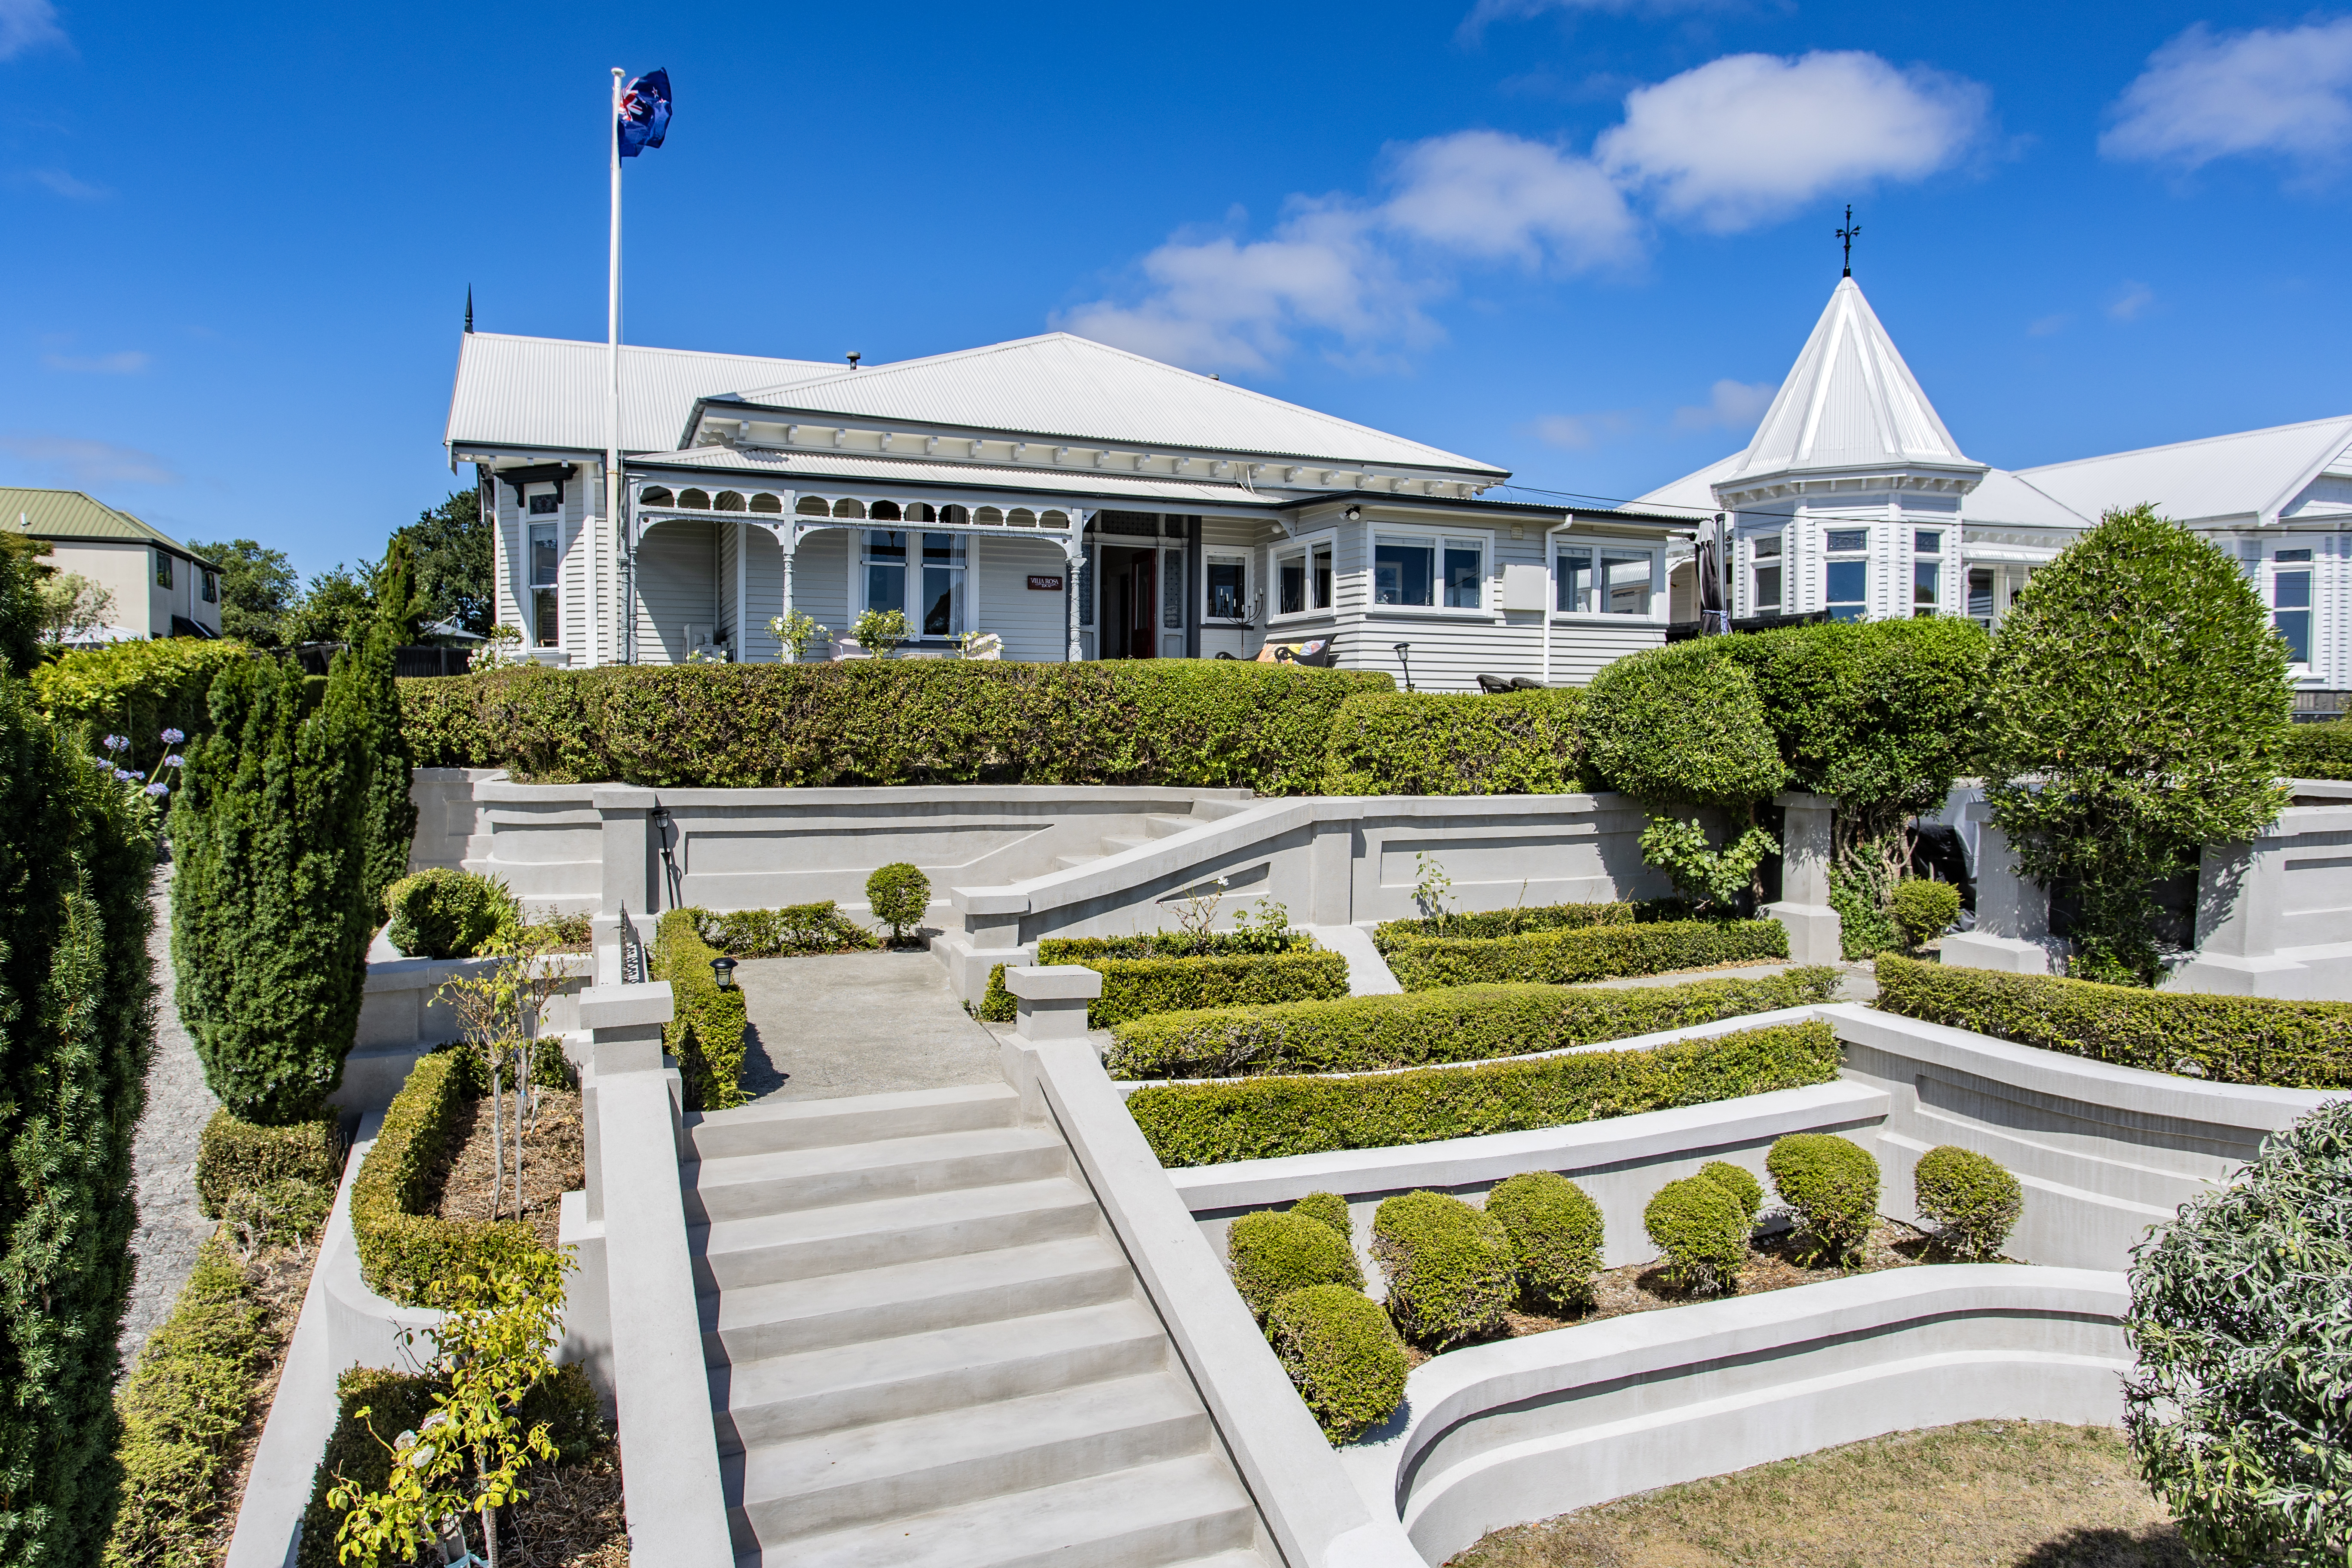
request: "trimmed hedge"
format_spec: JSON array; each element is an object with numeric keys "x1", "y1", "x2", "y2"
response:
[
  {"x1": 690, "y1": 902, "x2": 878, "y2": 957},
  {"x1": 652, "y1": 908, "x2": 750, "y2": 1111},
  {"x1": 868, "y1": 861, "x2": 930, "y2": 943},
  {"x1": 1127, "y1": 1020, "x2": 1841, "y2": 1166},
  {"x1": 1226, "y1": 1210, "x2": 1364, "y2": 1320},
  {"x1": 1106, "y1": 967, "x2": 1840, "y2": 1080},
  {"x1": 2282, "y1": 718, "x2": 2352, "y2": 782},
  {"x1": 31, "y1": 635, "x2": 254, "y2": 774},
  {"x1": 1914, "y1": 1145, "x2": 2022, "y2": 1262},
  {"x1": 1292, "y1": 1191, "x2": 1353, "y2": 1238},
  {"x1": 1581, "y1": 640, "x2": 1787, "y2": 808},
  {"x1": 1644, "y1": 1176, "x2": 1747, "y2": 1295},
  {"x1": 398, "y1": 659, "x2": 1390, "y2": 793},
  {"x1": 1767, "y1": 1133, "x2": 1880, "y2": 1268},
  {"x1": 1320, "y1": 688, "x2": 1584, "y2": 796},
  {"x1": 1697, "y1": 1159, "x2": 1764, "y2": 1223},
  {"x1": 980, "y1": 939, "x2": 1348, "y2": 1028},
  {"x1": 1485, "y1": 1171, "x2": 1604, "y2": 1314},
  {"x1": 1372, "y1": 1191, "x2": 1516, "y2": 1349},
  {"x1": 1873, "y1": 952, "x2": 2352, "y2": 1090},
  {"x1": 1381, "y1": 917, "x2": 1789, "y2": 991},
  {"x1": 194, "y1": 1109, "x2": 342, "y2": 1218},
  {"x1": 383, "y1": 867, "x2": 518, "y2": 959},
  {"x1": 348, "y1": 1053, "x2": 545, "y2": 1308},
  {"x1": 1888, "y1": 878, "x2": 1961, "y2": 949},
  {"x1": 1371, "y1": 900, "x2": 1633, "y2": 950},
  {"x1": 1265, "y1": 1285, "x2": 1409, "y2": 1443}
]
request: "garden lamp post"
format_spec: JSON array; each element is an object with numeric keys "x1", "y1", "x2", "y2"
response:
[
  {"x1": 710, "y1": 956, "x2": 738, "y2": 990},
  {"x1": 1393, "y1": 642, "x2": 1414, "y2": 693}
]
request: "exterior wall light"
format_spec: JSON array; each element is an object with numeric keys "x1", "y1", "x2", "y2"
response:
[
  {"x1": 1344, "y1": 505, "x2": 1362, "y2": 521},
  {"x1": 710, "y1": 956, "x2": 739, "y2": 990}
]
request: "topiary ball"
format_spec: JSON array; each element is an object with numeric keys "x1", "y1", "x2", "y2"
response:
[
  {"x1": 1227, "y1": 1209, "x2": 1363, "y2": 1320},
  {"x1": 1290, "y1": 1191, "x2": 1354, "y2": 1240},
  {"x1": 383, "y1": 867, "x2": 519, "y2": 959},
  {"x1": 1484, "y1": 1171, "x2": 1605, "y2": 1314},
  {"x1": 865, "y1": 862, "x2": 931, "y2": 943},
  {"x1": 1370, "y1": 1190, "x2": 1516, "y2": 1349},
  {"x1": 1914, "y1": 1144, "x2": 2023, "y2": 1261},
  {"x1": 1643, "y1": 1176, "x2": 1748, "y2": 1295},
  {"x1": 1696, "y1": 1160, "x2": 1764, "y2": 1224},
  {"x1": 1890, "y1": 878, "x2": 1963, "y2": 949},
  {"x1": 1265, "y1": 1283, "x2": 1409, "y2": 1443},
  {"x1": 1767, "y1": 1133, "x2": 1881, "y2": 1268}
]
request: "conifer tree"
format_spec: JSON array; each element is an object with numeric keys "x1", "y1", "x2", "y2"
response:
[
  {"x1": 358, "y1": 542, "x2": 420, "y2": 915},
  {"x1": 172, "y1": 651, "x2": 374, "y2": 1122}
]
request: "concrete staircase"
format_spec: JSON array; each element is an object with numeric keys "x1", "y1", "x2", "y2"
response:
[
  {"x1": 686, "y1": 1082, "x2": 1274, "y2": 1568},
  {"x1": 1051, "y1": 795, "x2": 1258, "y2": 873}
]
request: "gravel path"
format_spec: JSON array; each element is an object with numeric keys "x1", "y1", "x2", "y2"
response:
[{"x1": 118, "y1": 862, "x2": 222, "y2": 1366}]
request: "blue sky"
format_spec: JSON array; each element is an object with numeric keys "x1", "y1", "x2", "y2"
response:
[{"x1": 3, "y1": 0, "x2": 2349, "y2": 578}]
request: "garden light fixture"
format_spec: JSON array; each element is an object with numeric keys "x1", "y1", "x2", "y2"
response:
[{"x1": 710, "y1": 956, "x2": 738, "y2": 990}]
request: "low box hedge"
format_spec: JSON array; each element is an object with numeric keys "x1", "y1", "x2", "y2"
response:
[
  {"x1": 1873, "y1": 952, "x2": 2352, "y2": 1090},
  {"x1": 194, "y1": 1108, "x2": 343, "y2": 1217},
  {"x1": 1371, "y1": 1190, "x2": 1516, "y2": 1349},
  {"x1": 979, "y1": 935, "x2": 1348, "y2": 1028},
  {"x1": 1264, "y1": 1284, "x2": 1407, "y2": 1443},
  {"x1": 1381, "y1": 917, "x2": 1790, "y2": 991},
  {"x1": 1320, "y1": 687, "x2": 1584, "y2": 796},
  {"x1": 653, "y1": 908, "x2": 750, "y2": 1110},
  {"x1": 2283, "y1": 719, "x2": 2352, "y2": 782},
  {"x1": 689, "y1": 901, "x2": 879, "y2": 957},
  {"x1": 1372, "y1": 900, "x2": 1635, "y2": 950},
  {"x1": 349, "y1": 1052, "x2": 546, "y2": 1308},
  {"x1": 1106, "y1": 966, "x2": 1840, "y2": 1080},
  {"x1": 1126, "y1": 1019, "x2": 1841, "y2": 1165}
]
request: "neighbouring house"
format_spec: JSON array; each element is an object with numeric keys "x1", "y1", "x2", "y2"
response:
[
  {"x1": 1642, "y1": 274, "x2": 2352, "y2": 711},
  {"x1": 444, "y1": 328, "x2": 1694, "y2": 690},
  {"x1": 3, "y1": 486, "x2": 221, "y2": 642}
]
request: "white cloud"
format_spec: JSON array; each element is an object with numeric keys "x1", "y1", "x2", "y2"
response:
[
  {"x1": 1672, "y1": 377, "x2": 1775, "y2": 432},
  {"x1": 2027, "y1": 312, "x2": 2072, "y2": 338},
  {"x1": 0, "y1": 433, "x2": 178, "y2": 487},
  {"x1": 1598, "y1": 51, "x2": 1988, "y2": 231},
  {"x1": 0, "y1": 0, "x2": 64, "y2": 60},
  {"x1": 1460, "y1": 0, "x2": 1734, "y2": 40},
  {"x1": 43, "y1": 350, "x2": 150, "y2": 374},
  {"x1": 1381, "y1": 130, "x2": 1638, "y2": 268},
  {"x1": 2102, "y1": 20, "x2": 2352, "y2": 173},
  {"x1": 2108, "y1": 281, "x2": 2155, "y2": 322},
  {"x1": 23, "y1": 168, "x2": 108, "y2": 201},
  {"x1": 1528, "y1": 410, "x2": 1640, "y2": 449}
]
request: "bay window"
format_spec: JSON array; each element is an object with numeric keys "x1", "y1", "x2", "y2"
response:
[
  {"x1": 1752, "y1": 533, "x2": 1783, "y2": 612},
  {"x1": 1273, "y1": 534, "x2": 1336, "y2": 619},
  {"x1": 1824, "y1": 527, "x2": 1870, "y2": 621}
]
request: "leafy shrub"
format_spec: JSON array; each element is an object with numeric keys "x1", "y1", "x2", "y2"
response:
[
  {"x1": 1380, "y1": 918, "x2": 1788, "y2": 991},
  {"x1": 1265, "y1": 1285, "x2": 1409, "y2": 1443},
  {"x1": 1889, "y1": 879, "x2": 1962, "y2": 949},
  {"x1": 1638, "y1": 816, "x2": 1778, "y2": 915},
  {"x1": 31, "y1": 635, "x2": 252, "y2": 774},
  {"x1": 383, "y1": 868, "x2": 519, "y2": 959},
  {"x1": 866, "y1": 862, "x2": 930, "y2": 943},
  {"x1": 688, "y1": 902, "x2": 877, "y2": 956},
  {"x1": 2123, "y1": 1097, "x2": 2352, "y2": 1565},
  {"x1": 1874, "y1": 952, "x2": 2352, "y2": 1090},
  {"x1": 1372, "y1": 900, "x2": 1634, "y2": 948},
  {"x1": 2282, "y1": 718, "x2": 2352, "y2": 782},
  {"x1": 1371, "y1": 1191, "x2": 1516, "y2": 1349},
  {"x1": 104, "y1": 1237, "x2": 273, "y2": 1568},
  {"x1": 1484, "y1": 1171, "x2": 1604, "y2": 1313},
  {"x1": 980, "y1": 942, "x2": 1347, "y2": 1027},
  {"x1": 348, "y1": 1053, "x2": 545, "y2": 1307},
  {"x1": 1225, "y1": 1210, "x2": 1364, "y2": 1320},
  {"x1": 397, "y1": 660, "x2": 1391, "y2": 793},
  {"x1": 1320, "y1": 688, "x2": 1583, "y2": 796},
  {"x1": 1828, "y1": 860, "x2": 1902, "y2": 960},
  {"x1": 353, "y1": 611, "x2": 416, "y2": 920},
  {"x1": 221, "y1": 1177, "x2": 335, "y2": 1251},
  {"x1": 1696, "y1": 1160, "x2": 1763, "y2": 1223},
  {"x1": 1766, "y1": 1133, "x2": 1880, "y2": 1268},
  {"x1": 1291, "y1": 1191, "x2": 1353, "y2": 1239},
  {"x1": 195, "y1": 1109, "x2": 342, "y2": 1217},
  {"x1": 1129, "y1": 1021, "x2": 1840, "y2": 1166},
  {"x1": 1644, "y1": 1175, "x2": 1749, "y2": 1295},
  {"x1": 652, "y1": 909, "x2": 749, "y2": 1111},
  {"x1": 1108, "y1": 966, "x2": 1839, "y2": 1080},
  {"x1": 1581, "y1": 641, "x2": 1787, "y2": 808},
  {"x1": 1979, "y1": 505, "x2": 2294, "y2": 985},
  {"x1": 1913, "y1": 1145, "x2": 2021, "y2": 1262}
]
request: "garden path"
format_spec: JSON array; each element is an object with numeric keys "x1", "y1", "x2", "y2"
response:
[
  {"x1": 119, "y1": 861, "x2": 222, "y2": 1366},
  {"x1": 735, "y1": 948, "x2": 1003, "y2": 1102}
]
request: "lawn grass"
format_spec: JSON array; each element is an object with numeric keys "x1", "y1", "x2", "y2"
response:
[{"x1": 1446, "y1": 1421, "x2": 2191, "y2": 1568}]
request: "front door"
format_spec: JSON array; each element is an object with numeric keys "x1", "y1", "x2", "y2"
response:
[{"x1": 1128, "y1": 549, "x2": 1155, "y2": 659}]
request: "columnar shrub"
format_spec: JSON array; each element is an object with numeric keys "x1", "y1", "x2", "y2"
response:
[
  {"x1": 1370, "y1": 1191, "x2": 1516, "y2": 1349},
  {"x1": 1696, "y1": 1160, "x2": 1763, "y2": 1223},
  {"x1": 1484, "y1": 1171, "x2": 1604, "y2": 1314},
  {"x1": 172, "y1": 651, "x2": 374, "y2": 1123},
  {"x1": 2124, "y1": 1098, "x2": 2351, "y2": 1564},
  {"x1": 383, "y1": 869, "x2": 519, "y2": 960},
  {"x1": 1225, "y1": 1210, "x2": 1364, "y2": 1320},
  {"x1": 1264, "y1": 1285, "x2": 1409, "y2": 1443},
  {"x1": 356, "y1": 548, "x2": 420, "y2": 916},
  {"x1": 1979, "y1": 505, "x2": 2294, "y2": 985},
  {"x1": 1888, "y1": 878, "x2": 1962, "y2": 950},
  {"x1": 0, "y1": 676, "x2": 156, "y2": 1564},
  {"x1": 1644, "y1": 1176, "x2": 1748, "y2": 1295},
  {"x1": 1290, "y1": 1191, "x2": 1354, "y2": 1239},
  {"x1": 1766, "y1": 1133, "x2": 1880, "y2": 1268},
  {"x1": 866, "y1": 862, "x2": 930, "y2": 943},
  {"x1": 1913, "y1": 1145, "x2": 2022, "y2": 1262}
]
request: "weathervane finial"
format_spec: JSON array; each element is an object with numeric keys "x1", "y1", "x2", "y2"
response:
[
  {"x1": 1836, "y1": 205, "x2": 1860, "y2": 279},
  {"x1": 465, "y1": 286, "x2": 474, "y2": 334}
]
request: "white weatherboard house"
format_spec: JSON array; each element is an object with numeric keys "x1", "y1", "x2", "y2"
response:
[
  {"x1": 444, "y1": 330, "x2": 1693, "y2": 691},
  {"x1": 1643, "y1": 275, "x2": 2352, "y2": 707}
]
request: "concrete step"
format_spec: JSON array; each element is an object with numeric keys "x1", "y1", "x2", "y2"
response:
[
  {"x1": 727, "y1": 1370, "x2": 1211, "y2": 1547},
  {"x1": 739, "y1": 1451, "x2": 1262, "y2": 1568},
  {"x1": 712, "y1": 1298, "x2": 1167, "y2": 1448},
  {"x1": 1099, "y1": 834, "x2": 1151, "y2": 854},
  {"x1": 700, "y1": 1234, "x2": 1134, "y2": 1364},
  {"x1": 1189, "y1": 797, "x2": 1256, "y2": 822},
  {"x1": 692, "y1": 1177, "x2": 1100, "y2": 1292},
  {"x1": 1054, "y1": 852, "x2": 1104, "y2": 870},
  {"x1": 685, "y1": 1125, "x2": 1069, "y2": 1223},
  {"x1": 685, "y1": 1082, "x2": 1018, "y2": 1162},
  {"x1": 1143, "y1": 814, "x2": 1196, "y2": 839}
]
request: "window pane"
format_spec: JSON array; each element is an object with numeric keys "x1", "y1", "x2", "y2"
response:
[
  {"x1": 867, "y1": 564, "x2": 904, "y2": 616},
  {"x1": 1602, "y1": 555, "x2": 1650, "y2": 615},
  {"x1": 1914, "y1": 530, "x2": 1942, "y2": 554},
  {"x1": 1914, "y1": 560, "x2": 1940, "y2": 612},
  {"x1": 2278, "y1": 609, "x2": 2312, "y2": 663},
  {"x1": 155, "y1": 551, "x2": 172, "y2": 589},
  {"x1": 1279, "y1": 557, "x2": 1306, "y2": 615},
  {"x1": 529, "y1": 524, "x2": 559, "y2": 589},
  {"x1": 1165, "y1": 549, "x2": 1184, "y2": 629},
  {"x1": 1968, "y1": 567, "x2": 1995, "y2": 621},
  {"x1": 1754, "y1": 534, "x2": 1782, "y2": 560},
  {"x1": 1443, "y1": 545, "x2": 1481, "y2": 608},
  {"x1": 202, "y1": 571, "x2": 218, "y2": 604},
  {"x1": 1207, "y1": 561, "x2": 1245, "y2": 619},
  {"x1": 1375, "y1": 542, "x2": 1432, "y2": 606},
  {"x1": 1825, "y1": 528, "x2": 1869, "y2": 553},
  {"x1": 532, "y1": 588, "x2": 558, "y2": 646},
  {"x1": 923, "y1": 566, "x2": 959, "y2": 636},
  {"x1": 867, "y1": 530, "x2": 906, "y2": 561},
  {"x1": 1827, "y1": 559, "x2": 1868, "y2": 609},
  {"x1": 1555, "y1": 552, "x2": 1593, "y2": 612},
  {"x1": 1754, "y1": 564, "x2": 1782, "y2": 610},
  {"x1": 529, "y1": 492, "x2": 561, "y2": 516},
  {"x1": 2278, "y1": 548, "x2": 2312, "y2": 563},
  {"x1": 1312, "y1": 545, "x2": 1332, "y2": 609},
  {"x1": 2275, "y1": 570, "x2": 2311, "y2": 610}
]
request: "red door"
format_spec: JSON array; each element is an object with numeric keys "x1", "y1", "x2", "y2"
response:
[{"x1": 1130, "y1": 551, "x2": 1155, "y2": 659}]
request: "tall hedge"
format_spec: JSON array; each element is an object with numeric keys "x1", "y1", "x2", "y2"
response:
[
  {"x1": 0, "y1": 677, "x2": 157, "y2": 1564},
  {"x1": 172, "y1": 650, "x2": 374, "y2": 1124},
  {"x1": 1579, "y1": 640, "x2": 1787, "y2": 808},
  {"x1": 1320, "y1": 688, "x2": 1583, "y2": 796},
  {"x1": 355, "y1": 625, "x2": 416, "y2": 918},
  {"x1": 30, "y1": 638, "x2": 254, "y2": 775},
  {"x1": 1978, "y1": 505, "x2": 2294, "y2": 985},
  {"x1": 398, "y1": 659, "x2": 1390, "y2": 792}
]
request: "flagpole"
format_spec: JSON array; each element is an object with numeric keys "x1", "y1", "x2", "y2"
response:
[{"x1": 603, "y1": 66, "x2": 624, "y2": 669}]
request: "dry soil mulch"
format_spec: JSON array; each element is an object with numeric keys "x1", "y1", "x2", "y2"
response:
[
  {"x1": 501, "y1": 1446, "x2": 629, "y2": 1567},
  {"x1": 431, "y1": 1087, "x2": 586, "y2": 1247}
]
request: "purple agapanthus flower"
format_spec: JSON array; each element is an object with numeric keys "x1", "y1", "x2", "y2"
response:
[
  {"x1": 89, "y1": 754, "x2": 113, "y2": 770},
  {"x1": 145, "y1": 781, "x2": 168, "y2": 796},
  {"x1": 165, "y1": 754, "x2": 184, "y2": 768},
  {"x1": 113, "y1": 769, "x2": 135, "y2": 782},
  {"x1": 160, "y1": 727, "x2": 185, "y2": 744},
  {"x1": 102, "y1": 734, "x2": 128, "y2": 752}
]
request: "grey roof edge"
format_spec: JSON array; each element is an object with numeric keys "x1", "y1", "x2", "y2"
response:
[
  {"x1": 4, "y1": 487, "x2": 219, "y2": 568},
  {"x1": 1274, "y1": 491, "x2": 1698, "y2": 529}
]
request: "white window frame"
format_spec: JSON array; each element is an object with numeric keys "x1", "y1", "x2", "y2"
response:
[
  {"x1": 1822, "y1": 525, "x2": 1872, "y2": 622},
  {"x1": 858, "y1": 528, "x2": 968, "y2": 640},
  {"x1": 1202, "y1": 549, "x2": 1251, "y2": 625},
  {"x1": 1371, "y1": 524, "x2": 1488, "y2": 615},
  {"x1": 2273, "y1": 547, "x2": 2315, "y2": 669},
  {"x1": 1748, "y1": 530, "x2": 1785, "y2": 616},
  {"x1": 526, "y1": 486, "x2": 562, "y2": 648},
  {"x1": 1269, "y1": 527, "x2": 1338, "y2": 622},
  {"x1": 1553, "y1": 539, "x2": 1664, "y2": 620}
]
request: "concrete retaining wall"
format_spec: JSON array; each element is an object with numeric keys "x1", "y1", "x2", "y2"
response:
[{"x1": 342, "y1": 928, "x2": 594, "y2": 1116}]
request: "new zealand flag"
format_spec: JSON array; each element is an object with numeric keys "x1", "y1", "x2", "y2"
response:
[{"x1": 618, "y1": 69, "x2": 672, "y2": 158}]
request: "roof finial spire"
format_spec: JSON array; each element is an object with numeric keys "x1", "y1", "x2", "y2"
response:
[
  {"x1": 1836, "y1": 204, "x2": 1860, "y2": 279},
  {"x1": 465, "y1": 286, "x2": 474, "y2": 334}
]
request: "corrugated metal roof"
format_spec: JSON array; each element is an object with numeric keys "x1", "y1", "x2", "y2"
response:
[
  {"x1": 2017, "y1": 415, "x2": 2352, "y2": 526},
  {"x1": 3, "y1": 486, "x2": 215, "y2": 563},
  {"x1": 723, "y1": 333, "x2": 1504, "y2": 477},
  {"x1": 445, "y1": 333, "x2": 847, "y2": 454},
  {"x1": 1635, "y1": 452, "x2": 1744, "y2": 514},
  {"x1": 641, "y1": 445, "x2": 1266, "y2": 507},
  {"x1": 1959, "y1": 469, "x2": 2094, "y2": 530}
]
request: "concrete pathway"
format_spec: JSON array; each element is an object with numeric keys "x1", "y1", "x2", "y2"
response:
[{"x1": 735, "y1": 948, "x2": 1003, "y2": 1102}]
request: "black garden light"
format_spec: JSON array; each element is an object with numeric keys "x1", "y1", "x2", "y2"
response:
[
  {"x1": 1393, "y1": 641, "x2": 1414, "y2": 693},
  {"x1": 710, "y1": 956, "x2": 739, "y2": 990}
]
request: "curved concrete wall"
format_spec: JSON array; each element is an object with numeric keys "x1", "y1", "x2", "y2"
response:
[{"x1": 1341, "y1": 1265, "x2": 2129, "y2": 1565}]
